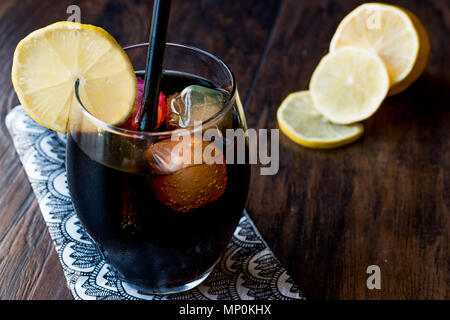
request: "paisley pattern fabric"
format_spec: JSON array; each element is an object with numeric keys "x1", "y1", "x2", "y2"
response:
[{"x1": 6, "y1": 105, "x2": 304, "y2": 300}]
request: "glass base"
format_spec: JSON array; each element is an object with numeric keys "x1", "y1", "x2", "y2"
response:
[{"x1": 121, "y1": 265, "x2": 215, "y2": 295}]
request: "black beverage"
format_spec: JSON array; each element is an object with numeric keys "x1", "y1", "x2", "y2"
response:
[{"x1": 66, "y1": 72, "x2": 250, "y2": 292}]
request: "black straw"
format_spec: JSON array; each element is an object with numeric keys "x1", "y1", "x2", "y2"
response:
[{"x1": 139, "y1": 0, "x2": 171, "y2": 131}]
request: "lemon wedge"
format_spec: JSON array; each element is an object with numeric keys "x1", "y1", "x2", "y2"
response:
[
  {"x1": 12, "y1": 21, "x2": 137, "y2": 133},
  {"x1": 309, "y1": 47, "x2": 389, "y2": 124},
  {"x1": 330, "y1": 3, "x2": 429, "y2": 95},
  {"x1": 277, "y1": 91, "x2": 364, "y2": 149}
]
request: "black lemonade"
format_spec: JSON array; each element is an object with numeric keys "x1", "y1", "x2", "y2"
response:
[{"x1": 66, "y1": 72, "x2": 250, "y2": 291}]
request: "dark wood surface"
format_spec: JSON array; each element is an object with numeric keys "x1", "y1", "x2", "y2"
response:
[{"x1": 0, "y1": 0, "x2": 447, "y2": 300}]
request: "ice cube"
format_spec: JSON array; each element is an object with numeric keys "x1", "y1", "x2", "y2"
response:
[
  {"x1": 146, "y1": 137, "x2": 227, "y2": 213},
  {"x1": 166, "y1": 85, "x2": 228, "y2": 129}
]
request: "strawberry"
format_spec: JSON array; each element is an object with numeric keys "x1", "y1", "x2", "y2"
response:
[
  {"x1": 120, "y1": 78, "x2": 167, "y2": 131},
  {"x1": 156, "y1": 90, "x2": 167, "y2": 129}
]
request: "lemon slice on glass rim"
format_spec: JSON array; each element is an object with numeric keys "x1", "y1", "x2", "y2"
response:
[{"x1": 12, "y1": 21, "x2": 137, "y2": 133}]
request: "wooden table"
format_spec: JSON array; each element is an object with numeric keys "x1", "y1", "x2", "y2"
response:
[{"x1": 0, "y1": 0, "x2": 447, "y2": 300}]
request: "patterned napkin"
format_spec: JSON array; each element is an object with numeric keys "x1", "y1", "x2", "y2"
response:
[{"x1": 6, "y1": 105, "x2": 303, "y2": 300}]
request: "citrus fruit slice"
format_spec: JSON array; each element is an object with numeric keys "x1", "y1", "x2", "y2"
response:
[
  {"x1": 12, "y1": 21, "x2": 137, "y2": 133},
  {"x1": 309, "y1": 47, "x2": 389, "y2": 124},
  {"x1": 277, "y1": 91, "x2": 364, "y2": 149},
  {"x1": 329, "y1": 3, "x2": 430, "y2": 95}
]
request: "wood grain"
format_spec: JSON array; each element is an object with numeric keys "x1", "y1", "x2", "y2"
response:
[
  {"x1": 0, "y1": 0, "x2": 447, "y2": 300},
  {"x1": 245, "y1": 0, "x2": 449, "y2": 299}
]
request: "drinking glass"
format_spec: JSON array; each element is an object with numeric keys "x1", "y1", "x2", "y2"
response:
[{"x1": 66, "y1": 43, "x2": 250, "y2": 294}]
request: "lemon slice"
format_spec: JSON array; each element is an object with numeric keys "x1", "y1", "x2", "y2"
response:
[
  {"x1": 12, "y1": 21, "x2": 137, "y2": 133},
  {"x1": 330, "y1": 3, "x2": 430, "y2": 95},
  {"x1": 277, "y1": 91, "x2": 363, "y2": 149},
  {"x1": 309, "y1": 47, "x2": 389, "y2": 124}
]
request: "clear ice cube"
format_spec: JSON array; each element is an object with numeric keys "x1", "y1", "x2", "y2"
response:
[{"x1": 167, "y1": 85, "x2": 228, "y2": 129}]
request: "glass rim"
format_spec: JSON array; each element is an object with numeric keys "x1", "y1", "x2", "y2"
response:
[{"x1": 74, "y1": 42, "x2": 236, "y2": 138}]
